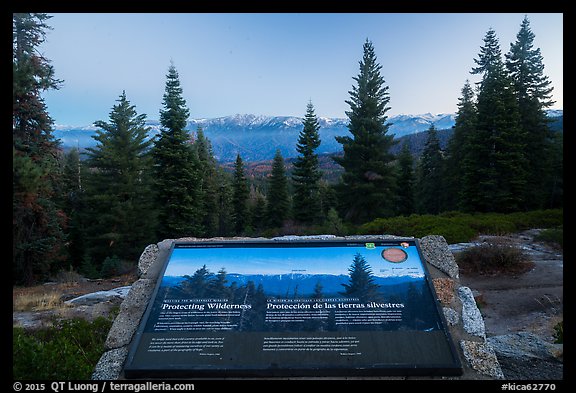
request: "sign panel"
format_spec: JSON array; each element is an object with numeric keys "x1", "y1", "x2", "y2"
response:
[{"x1": 123, "y1": 239, "x2": 462, "y2": 378}]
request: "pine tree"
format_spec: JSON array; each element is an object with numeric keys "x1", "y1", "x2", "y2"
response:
[
  {"x1": 193, "y1": 126, "x2": 220, "y2": 237},
  {"x1": 152, "y1": 63, "x2": 202, "y2": 238},
  {"x1": 232, "y1": 153, "x2": 250, "y2": 234},
  {"x1": 249, "y1": 186, "x2": 267, "y2": 234},
  {"x1": 415, "y1": 125, "x2": 444, "y2": 214},
  {"x1": 266, "y1": 149, "x2": 291, "y2": 228},
  {"x1": 13, "y1": 13, "x2": 66, "y2": 284},
  {"x1": 396, "y1": 141, "x2": 415, "y2": 216},
  {"x1": 292, "y1": 102, "x2": 322, "y2": 224},
  {"x1": 60, "y1": 148, "x2": 88, "y2": 269},
  {"x1": 334, "y1": 39, "x2": 397, "y2": 223},
  {"x1": 466, "y1": 28, "x2": 527, "y2": 212},
  {"x1": 340, "y1": 253, "x2": 380, "y2": 302},
  {"x1": 84, "y1": 91, "x2": 155, "y2": 265},
  {"x1": 444, "y1": 80, "x2": 477, "y2": 211},
  {"x1": 506, "y1": 16, "x2": 556, "y2": 209}
]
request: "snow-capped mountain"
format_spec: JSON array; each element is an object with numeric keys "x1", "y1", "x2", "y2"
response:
[{"x1": 53, "y1": 109, "x2": 562, "y2": 162}]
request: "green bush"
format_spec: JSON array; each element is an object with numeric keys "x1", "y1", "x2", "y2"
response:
[
  {"x1": 13, "y1": 317, "x2": 112, "y2": 380},
  {"x1": 100, "y1": 255, "x2": 122, "y2": 278},
  {"x1": 360, "y1": 209, "x2": 563, "y2": 243},
  {"x1": 553, "y1": 320, "x2": 563, "y2": 344},
  {"x1": 535, "y1": 226, "x2": 563, "y2": 249}
]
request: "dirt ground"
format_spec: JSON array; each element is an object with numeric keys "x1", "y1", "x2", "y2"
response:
[{"x1": 457, "y1": 229, "x2": 563, "y2": 342}]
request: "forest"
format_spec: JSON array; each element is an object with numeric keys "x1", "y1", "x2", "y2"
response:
[{"x1": 13, "y1": 13, "x2": 563, "y2": 285}]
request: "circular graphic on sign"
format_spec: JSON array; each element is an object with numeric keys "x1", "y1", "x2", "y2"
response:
[{"x1": 382, "y1": 248, "x2": 408, "y2": 263}]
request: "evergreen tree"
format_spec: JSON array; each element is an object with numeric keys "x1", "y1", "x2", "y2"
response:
[
  {"x1": 444, "y1": 80, "x2": 477, "y2": 211},
  {"x1": 215, "y1": 168, "x2": 234, "y2": 237},
  {"x1": 340, "y1": 253, "x2": 380, "y2": 302},
  {"x1": 84, "y1": 91, "x2": 155, "y2": 265},
  {"x1": 152, "y1": 63, "x2": 202, "y2": 238},
  {"x1": 249, "y1": 186, "x2": 267, "y2": 234},
  {"x1": 231, "y1": 153, "x2": 250, "y2": 234},
  {"x1": 266, "y1": 149, "x2": 291, "y2": 228},
  {"x1": 13, "y1": 13, "x2": 66, "y2": 284},
  {"x1": 506, "y1": 16, "x2": 557, "y2": 209},
  {"x1": 292, "y1": 102, "x2": 322, "y2": 224},
  {"x1": 334, "y1": 39, "x2": 397, "y2": 223},
  {"x1": 60, "y1": 148, "x2": 88, "y2": 269},
  {"x1": 396, "y1": 141, "x2": 415, "y2": 216},
  {"x1": 415, "y1": 125, "x2": 444, "y2": 214},
  {"x1": 193, "y1": 127, "x2": 220, "y2": 237},
  {"x1": 466, "y1": 28, "x2": 527, "y2": 212},
  {"x1": 178, "y1": 265, "x2": 213, "y2": 297}
]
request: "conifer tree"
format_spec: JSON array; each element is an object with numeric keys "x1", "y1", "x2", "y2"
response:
[
  {"x1": 292, "y1": 102, "x2": 322, "y2": 224},
  {"x1": 266, "y1": 149, "x2": 291, "y2": 228},
  {"x1": 334, "y1": 39, "x2": 397, "y2": 223},
  {"x1": 232, "y1": 153, "x2": 250, "y2": 234},
  {"x1": 13, "y1": 13, "x2": 66, "y2": 284},
  {"x1": 194, "y1": 126, "x2": 220, "y2": 237},
  {"x1": 444, "y1": 80, "x2": 477, "y2": 211},
  {"x1": 60, "y1": 148, "x2": 88, "y2": 270},
  {"x1": 84, "y1": 91, "x2": 155, "y2": 264},
  {"x1": 214, "y1": 168, "x2": 234, "y2": 236},
  {"x1": 248, "y1": 186, "x2": 267, "y2": 234},
  {"x1": 396, "y1": 141, "x2": 415, "y2": 216},
  {"x1": 152, "y1": 63, "x2": 202, "y2": 238},
  {"x1": 506, "y1": 16, "x2": 556, "y2": 209},
  {"x1": 415, "y1": 125, "x2": 444, "y2": 214},
  {"x1": 340, "y1": 253, "x2": 380, "y2": 302},
  {"x1": 466, "y1": 28, "x2": 527, "y2": 212}
]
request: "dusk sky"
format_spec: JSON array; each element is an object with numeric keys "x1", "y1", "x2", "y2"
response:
[{"x1": 38, "y1": 13, "x2": 563, "y2": 126}]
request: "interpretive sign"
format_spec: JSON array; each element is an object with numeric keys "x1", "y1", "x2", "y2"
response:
[{"x1": 123, "y1": 239, "x2": 462, "y2": 378}]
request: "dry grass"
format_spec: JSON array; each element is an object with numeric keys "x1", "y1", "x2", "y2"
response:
[
  {"x1": 13, "y1": 271, "x2": 139, "y2": 313},
  {"x1": 13, "y1": 276, "x2": 82, "y2": 312}
]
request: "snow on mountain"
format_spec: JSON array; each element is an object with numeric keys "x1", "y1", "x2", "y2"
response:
[{"x1": 53, "y1": 110, "x2": 562, "y2": 162}]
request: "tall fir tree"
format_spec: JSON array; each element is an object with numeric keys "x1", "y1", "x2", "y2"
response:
[
  {"x1": 506, "y1": 16, "x2": 557, "y2": 209},
  {"x1": 466, "y1": 28, "x2": 527, "y2": 212},
  {"x1": 266, "y1": 149, "x2": 291, "y2": 228},
  {"x1": 152, "y1": 63, "x2": 202, "y2": 238},
  {"x1": 193, "y1": 126, "x2": 220, "y2": 237},
  {"x1": 84, "y1": 91, "x2": 155, "y2": 265},
  {"x1": 444, "y1": 80, "x2": 477, "y2": 211},
  {"x1": 340, "y1": 253, "x2": 380, "y2": 302},
  {"x1": 292, "y1": 101, "x2": 322, "y2": 224},
  {"x1": 415, "y1": 125, "x2": 444, "y2": 214},
  {"x1": 334, "y1": 39, "x2": 397, "y2": 223},
  {"x1": 13, "y1": 13, "x2": 67, "y2": 284},
  {"x1": 60, "y1": 148, "x2": 88, "y2": 270},
  {"x1": 231, "y1": 153, "x2": 250, "y2": 234},
  {"x1": 396, "y1": 141, "x2": 415, "y2": 216}
]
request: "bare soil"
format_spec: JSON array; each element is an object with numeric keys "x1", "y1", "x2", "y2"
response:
[{"x1": 458, "y1": 229, "x2": 563, "y2": 342}]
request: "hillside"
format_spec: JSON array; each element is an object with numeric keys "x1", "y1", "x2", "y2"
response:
[{"x1": 54, "y1": 110, "x2": 562, "y2": 164}]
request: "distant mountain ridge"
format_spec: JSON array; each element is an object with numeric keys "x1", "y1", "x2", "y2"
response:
[
  {"x1": 162, "y1": 272, "x2": 425, "y2": 297},
  {"x1": 53, "y1": 110, "x2": 563, "y2": 162}
]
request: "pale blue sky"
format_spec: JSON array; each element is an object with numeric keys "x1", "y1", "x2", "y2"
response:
[
  {"x1": 39, "y1": 13, "x2": 563, "y2": 126},
  {"x1": 163, "y1": 245, "x2": 425, "y2": 278}
]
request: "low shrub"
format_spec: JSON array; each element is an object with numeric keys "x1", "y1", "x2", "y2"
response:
[
  {"x1": 360, "y1": 209, "x2": 563, "y2": 244},
  {"x1": 535, "y1": 226, "x2": 563, "y2": 249},
  {"x1": 553, "y1": 320, "x2": 563, "y2": 344},
  {"x1": 455, "y1": 239, "x2": 532, "y2": 275},
  {"x1": 13, "y1": 316, "x2": 112, "y2": 380}
]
